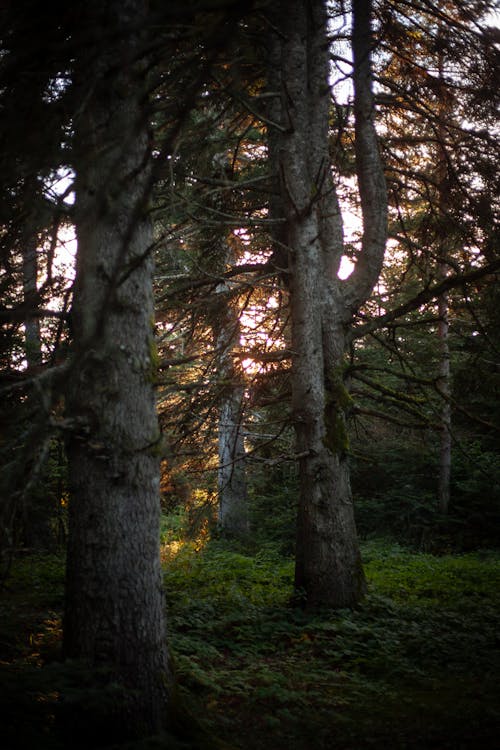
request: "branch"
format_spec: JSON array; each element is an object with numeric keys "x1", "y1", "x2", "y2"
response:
[
  {"x1": 0, "y1": 306, "x2": 68, "y2": 323},
  {"x1": 352, "y1": 406, "x2": 437, "y2": 431},
  {"x1": 351, "y1": 260, "x2": 500, "y2": 341},
  {"x1": 352, "y1": 388, "x2": 437, "y2": 427},
  {"x1": 343, "y1": 0, "x2": 387, "y2": 316},
  {"x1": 352, "y1": 372, "x2": 427, "y2": 406},
  {"x1": 233, "y1": 348, "x2": 292, "y2": 363}
]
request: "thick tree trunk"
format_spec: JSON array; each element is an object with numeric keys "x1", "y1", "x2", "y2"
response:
[
  {"x1": 269, "y1": 0, "x2": 386, "y2": 608},
  {"x1": 275, "y1": 0, "x2": 364, "y2": 609},
  {"x1": 289, "y1": 210, "x2": 365, "y2": 607},
  {"x1": 64, "y1": 1, "x2": 170, "y2": 738}
]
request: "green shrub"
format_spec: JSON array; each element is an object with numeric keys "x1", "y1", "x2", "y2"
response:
[{"x1": 247, "y1": 465, "x2": 298, "y2": 554}]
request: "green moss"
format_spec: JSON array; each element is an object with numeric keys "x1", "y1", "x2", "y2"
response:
[
  {"x1": 148, "y1": 432, "x2": 168, "y2": 457},
  {"x1": 326, "y1": 366, "x2": 354, "y2": 411},
  {"x1": 323, "y1": 409, "x2": 350, "y2": 454},
  {"x1": 147, "y1": 335, "x2": 160, "y2": 383},
  {"x1": 323, "y1": 367, "x2": 353, "y2": 454}
]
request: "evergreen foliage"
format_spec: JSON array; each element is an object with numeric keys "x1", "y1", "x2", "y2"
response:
[{"x1": 1, "y1": 0, "x2": 499, "y2": 743}]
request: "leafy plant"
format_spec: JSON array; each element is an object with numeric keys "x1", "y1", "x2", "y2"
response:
[{"x1": 2, "y1": 541, "x2": 499, "y2": 749}]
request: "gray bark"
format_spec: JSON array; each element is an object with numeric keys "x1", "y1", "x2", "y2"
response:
[
  {"x1": 344, "y1": 0, "x2": 388, "y2": 317},
  {"x1": 203, "y1": 162, "x2": 249, "y2": 538},
  {"x1": 218, "y1": 383, "x2": 249, "y2": 537},
  {"x1": 64, "y1": 1, "x2": 170, "y2": 737},
  {"x1": 270, "y1": 0, "x2": 386, "y2": 608},
  {"x1": 215, "y1": 281, "x2": 249, "y2": 538}
]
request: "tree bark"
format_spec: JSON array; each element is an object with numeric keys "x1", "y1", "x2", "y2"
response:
[
  {"x1": 436, "y1": 39, "x2": 452, "y2": 516},
  {"x1": 215, "y1": 281, "x2": 249, "y2": 538},
  {"x1": 203, "y1": 158, "x2": 249, "y2": 539},
  {"x1": 64, "y1": 1, "x2": 171, "y2": 738},
  {"x1": 269, "y1": 0, "x2": 386, "y2": 608}
]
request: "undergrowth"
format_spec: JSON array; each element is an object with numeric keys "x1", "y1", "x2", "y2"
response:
[
  {"x1": 1, "y1": 538, "x2": 499, "y2": 748},
  {"x1": 162, "y1": 538, "x2": 500, "y2": 749}
]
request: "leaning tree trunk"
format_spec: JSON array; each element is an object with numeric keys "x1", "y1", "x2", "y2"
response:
[
  {"x1": 270, "y1": 0, "x2": 386, "y2": 609},
  {"x1": 64, "y1": 1, "x2": 170, "y2": 738}
]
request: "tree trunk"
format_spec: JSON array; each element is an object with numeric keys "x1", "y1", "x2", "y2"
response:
[
  {"x1": 64, "y1": 1, "x2": 170, "y2": 738},
  {"x1": 270, "y1": 0, "x2": 386, "y2": 608},
  {"x1": 437, "y1": 283, "x2": 451, "y2": 515},
  {"x1": 436, "y1": 39, "x2": 452, "y2": 516},
  {"x1": 22, "y1": 237, "x2": 42, "y2": 369},
  {"x1": 218, "y1": 381, "x2": 249, "y2": 537},
  {"x1": 215, "y1": 287, "x2": 249, "y2": 538},
  {"x1": 19, "y1": 179, "x2": 54, "y2": 550},
  {"x1": 205, "y1": 167, "x2": 249, "y2": 539}
]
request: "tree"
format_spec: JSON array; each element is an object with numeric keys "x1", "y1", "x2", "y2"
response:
[
  {"x1": 194, "y1": 154, "x2": 250, "y2": 538},
  {"x1": 151, "y1": 49, "x2": 275, "y2": 537},
  {"x1": 360, "y1": 0, "x2": 500, "y2": 520},
  {"x1": 63, "y1": 1, "x2": 171, "y2": 737},
  {"x1": 265, "y1": 0, "x2": 387, "y2": 608},
  {"x1": 213, "y1": 245, "x2": 250, "y2": 538},
  {"x1": 0, "y1": 0, "x2": 72, "y2": 555},
  {"x1": 153, "y1": 0, "x2": 391, "y2": 606}
]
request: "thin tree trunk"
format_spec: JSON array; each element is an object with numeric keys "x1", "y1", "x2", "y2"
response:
[
  {"x1": 205, "y1": 163, "x2": 249, "y2": 538},
  {"x1": 64, "y1": 1, "x2": 170, "y2": 738},
  {"x1": 218, "y1": 382, "x2": 249, "y2": 537},
  {"x1": 20, "y1": 185, "x2": 52, "y2": 549},
  {"x1": 437, "y1": 282, "x2": 451, "y2": 514},
  {"x1": 436, "y1": 37, "x2": 452, "y2": 516},
  {"x1": 22, "y1": 237, "x2": 42, "y2": 369},
  {"x1": 215, "y1": 285, "x2": 249, "y2": 537}
]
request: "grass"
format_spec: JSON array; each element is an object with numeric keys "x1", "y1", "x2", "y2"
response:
[{"x1": 0, "y1": 538, "x2": 499, "y2": 749}]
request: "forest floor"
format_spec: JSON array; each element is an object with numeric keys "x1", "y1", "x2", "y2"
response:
[{"x1": 1, "y1": 537, "x2": 499, "y2": 749}]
